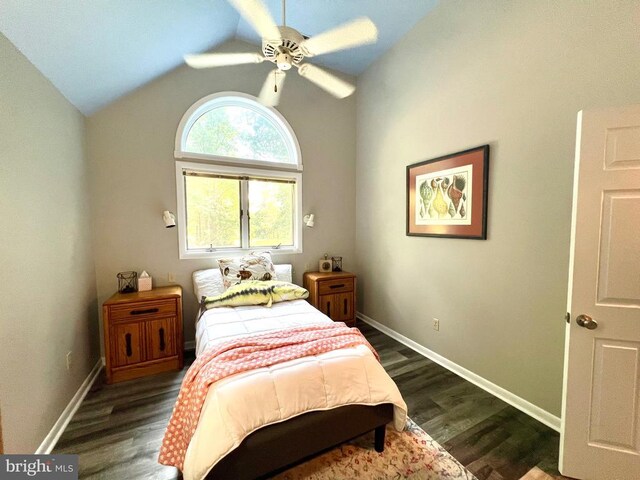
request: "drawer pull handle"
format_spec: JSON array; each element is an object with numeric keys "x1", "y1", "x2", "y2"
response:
[
  {"x1": 159, "y1": 328, "x2": 166, "y2": 352},
  {"x1": 344, "y1": 299, "x2": 348, "y2": 315},
  {"x1": 130, "y1": 308, "x2": 159, "y2": 315},
  {"x1": 329, "y1": 284, "x2": 345, "y2": 289},
  {"x1": 125, "y1": 333, "x2": 132, "y2": 357}
]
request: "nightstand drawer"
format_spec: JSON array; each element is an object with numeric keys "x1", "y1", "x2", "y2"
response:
[
  {"x1": 318, "y1": 278, "x2": 354, "y2": 295},
  {"x1": 109, "y1": 299, "x2": 176, "y2": 322}
]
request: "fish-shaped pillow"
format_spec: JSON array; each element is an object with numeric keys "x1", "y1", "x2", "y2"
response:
[{"x1": 202, "y1": 281, "x2": 308, "y2": 310}]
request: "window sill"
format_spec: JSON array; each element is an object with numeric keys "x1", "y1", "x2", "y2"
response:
[{"x1": 179, "y1": 247, "x2": 302, "y2": 260}]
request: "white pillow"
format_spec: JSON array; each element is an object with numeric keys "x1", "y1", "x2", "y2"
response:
[
  {"x1": 274, "y1": 264, "x2": 292, "y2": 283},
  {"x1": 192, "y1": 264, "x2": 292, "y2": 300}
]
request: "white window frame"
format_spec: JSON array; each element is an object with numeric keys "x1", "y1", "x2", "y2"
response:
[
  {"x1": 175, "y1": 91, "x2": 302, "y2": 172},
  {"x1": 175, "y1": 161, "x2": 303, "y2": 259},
  {"x1": 174, "y1": 92, "x2": 304, "y2": 259}
]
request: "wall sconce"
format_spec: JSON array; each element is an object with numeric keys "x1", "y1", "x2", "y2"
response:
[
  {"x1": 163, "y1": 210, "x2": 176, "y2": 228},
  {"x1": 303, "y1": 214, "x2": 315, "y2": 227}
]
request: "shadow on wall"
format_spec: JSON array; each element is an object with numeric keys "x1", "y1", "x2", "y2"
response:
[{"x1": 86, "y1": 298, "x2": 100, "y2": 359}]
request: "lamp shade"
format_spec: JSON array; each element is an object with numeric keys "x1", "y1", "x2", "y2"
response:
[
  {"x1": 303, "y1": 214, "x2": 315, "y2": 227},
  {"x1": 163, "y1": 211, "x2": 176, "y2": 228}
]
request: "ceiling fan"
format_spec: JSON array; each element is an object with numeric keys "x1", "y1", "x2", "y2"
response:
[{"x1": 184, "y1": 0, "x2": 378, "y2": 106}]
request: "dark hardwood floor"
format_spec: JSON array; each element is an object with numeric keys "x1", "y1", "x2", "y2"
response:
[
  {"x1": 53, "y1": 321, "x2": 565, "y2": 480},
  {"x1": 358, "y1": 323, "x2": 566, "y2": 480}
]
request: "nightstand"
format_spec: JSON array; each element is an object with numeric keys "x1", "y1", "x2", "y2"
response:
[
  {"x1": 102, "y1": 286, "x2": 184, "y2": 384},
  {"x1": 303, "y1": 271, "x2": 356, "y2": 327}
]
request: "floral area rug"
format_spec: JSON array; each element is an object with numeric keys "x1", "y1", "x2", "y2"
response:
[{"x1": 271, "y1": 419, "x2": 477, "y2": 480}]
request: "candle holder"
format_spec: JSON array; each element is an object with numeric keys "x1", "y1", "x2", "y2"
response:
[
  {"x1": 117, "y1": 271, "x2": 138, "y2": 293},
  {"x1": 331, "y1": 256, "x2": 342, "y2": 272}
]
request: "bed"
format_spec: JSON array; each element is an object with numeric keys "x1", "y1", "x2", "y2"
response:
[{"x1": 164, "y1": 264, "x2": 407, "y2": 480}]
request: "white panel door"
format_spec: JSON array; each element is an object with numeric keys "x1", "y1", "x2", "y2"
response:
[{"x1": 560, "y1": 105, "x2": 640, "y2": 479}]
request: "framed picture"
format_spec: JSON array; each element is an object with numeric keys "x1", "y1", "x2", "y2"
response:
[{"x1": 406, "y1": 145, "x2": 489, "y2": 239}]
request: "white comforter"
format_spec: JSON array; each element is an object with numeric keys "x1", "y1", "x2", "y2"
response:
[{"x1": 184, "y1": 300, "x2": 407, "y2": 480}]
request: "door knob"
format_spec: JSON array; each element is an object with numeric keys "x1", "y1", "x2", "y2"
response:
[{"x1": 576, "y1": 314, "x2": 598, "y2": 330}]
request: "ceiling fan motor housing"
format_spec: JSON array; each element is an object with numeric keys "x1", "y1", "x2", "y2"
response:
[{"x1": 263, "y1": 26, "x2": 305, "y2": 70}]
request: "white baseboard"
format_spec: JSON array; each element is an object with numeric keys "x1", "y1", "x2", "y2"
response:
[
  {"x1": 36, "y1": 358, "x2": 104, "y2": 454},
  {"x1": 357, "y1": 312, "x2": 562, "y2": 432},
  {"x1": 184, "y1": 340, "x2": 196, "y2": 351}
]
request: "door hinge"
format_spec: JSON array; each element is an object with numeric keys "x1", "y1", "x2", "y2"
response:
[{"x1": 565, "y1": 312, "x2": 571, "y2": 324}]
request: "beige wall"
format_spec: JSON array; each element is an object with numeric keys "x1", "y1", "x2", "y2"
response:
[
  {"x1": 87, "y1": 39, "x2": 357, "y2": 345},
  {"x1": 0, "y1": 33, "x2": 99, "y2": 452},
  {"x1": 355, "y1": 0, "x2": 640, "y2": 416}
]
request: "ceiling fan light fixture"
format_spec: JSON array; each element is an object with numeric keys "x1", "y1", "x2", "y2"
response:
[{"x1": 276, "y1": 52, "x2": 293, "y2": 70}]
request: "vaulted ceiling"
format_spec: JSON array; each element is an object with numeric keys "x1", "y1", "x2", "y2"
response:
[{"x1": 0, "y1": 0, "x2": 438, "y2": 115}]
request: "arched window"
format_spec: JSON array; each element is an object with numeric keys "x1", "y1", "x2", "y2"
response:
[
  {"x1": 175, "y1": 92, "x2": 301, "y2": 170},
  {"x1": 174, "y1": 93, "x2": 303, "y2": 259}
]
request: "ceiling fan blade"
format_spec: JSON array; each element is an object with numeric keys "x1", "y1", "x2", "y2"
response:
[
  {"x1": 301, "y1": 17, "x2": 378, "y2": 57},
  {"x1": 184, "y1": 52, "x2": 265, "y2": 68},
  {"x1": 298, "y1": 64, "x2": 355, "y2": 99},
  {"x1": 228, "y1": 0, "x2": 280, "y2": 41},
  {"x1": 259, "y1": 70, "x2": 286, "y2": 106}
]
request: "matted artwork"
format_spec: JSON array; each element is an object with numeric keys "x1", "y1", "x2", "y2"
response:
[{"x1": 406, "y1": 145, "x2": 489, "y2": 239}]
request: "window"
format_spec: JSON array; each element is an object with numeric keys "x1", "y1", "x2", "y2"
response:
[
  {"x1": 175, "y1": 93, "x2": 302, "y2": 258},
  {"x1": 175, "y1": 92, "x2": 301, "y2": 170}
]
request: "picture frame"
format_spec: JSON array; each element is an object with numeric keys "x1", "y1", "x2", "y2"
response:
[{"x1": 406, "y1": 145, "x2": 489, "y2": 239}]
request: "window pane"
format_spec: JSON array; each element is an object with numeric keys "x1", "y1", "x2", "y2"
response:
[
  {"x1": 185, "y1": 176, "x2": 241, "y2": 249},
  {"x1": 185, "y1": 106, "x2": 292, "y2": 164},
  {"x1": 248, "y1": 180, "x2": 294, "y2": 248}
]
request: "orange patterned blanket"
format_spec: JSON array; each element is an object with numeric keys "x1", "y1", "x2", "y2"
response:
[{"x1": 158, "y1": 323, "x2": 378, "y2": 470}]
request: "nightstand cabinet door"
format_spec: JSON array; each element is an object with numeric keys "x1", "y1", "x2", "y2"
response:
[
  {"x1": 113, "y1": 322, "x2": 144, "y2": 367},
  {"x1": 331, "y1": 292, "x2": 354, "y2": 322},
  {"x1": 146, "y1": 317, "x2": 177, "y2": 360},
  {"x1": 319, "y1": 295, "x2": 333, "y2": 317}
]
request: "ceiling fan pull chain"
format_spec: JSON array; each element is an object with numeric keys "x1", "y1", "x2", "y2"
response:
[{"x1": 274, "y1": 71, "x2": 278, "y2": 92}]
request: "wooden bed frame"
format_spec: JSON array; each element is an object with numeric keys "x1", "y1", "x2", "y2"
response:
[{"x1": 206, "y1": 403, "x2": 394, "y2": 479}]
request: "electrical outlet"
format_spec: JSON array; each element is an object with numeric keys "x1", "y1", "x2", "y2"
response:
[
  {"x1": 432, "y1": 318, "x2": 440, "y2": 331},
  {"x1": 66, "y1": 351, "x2": 73, "y2": 370},
  {"x1": 167, "y1": 272, "x2": 176, "y2": 283}
]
